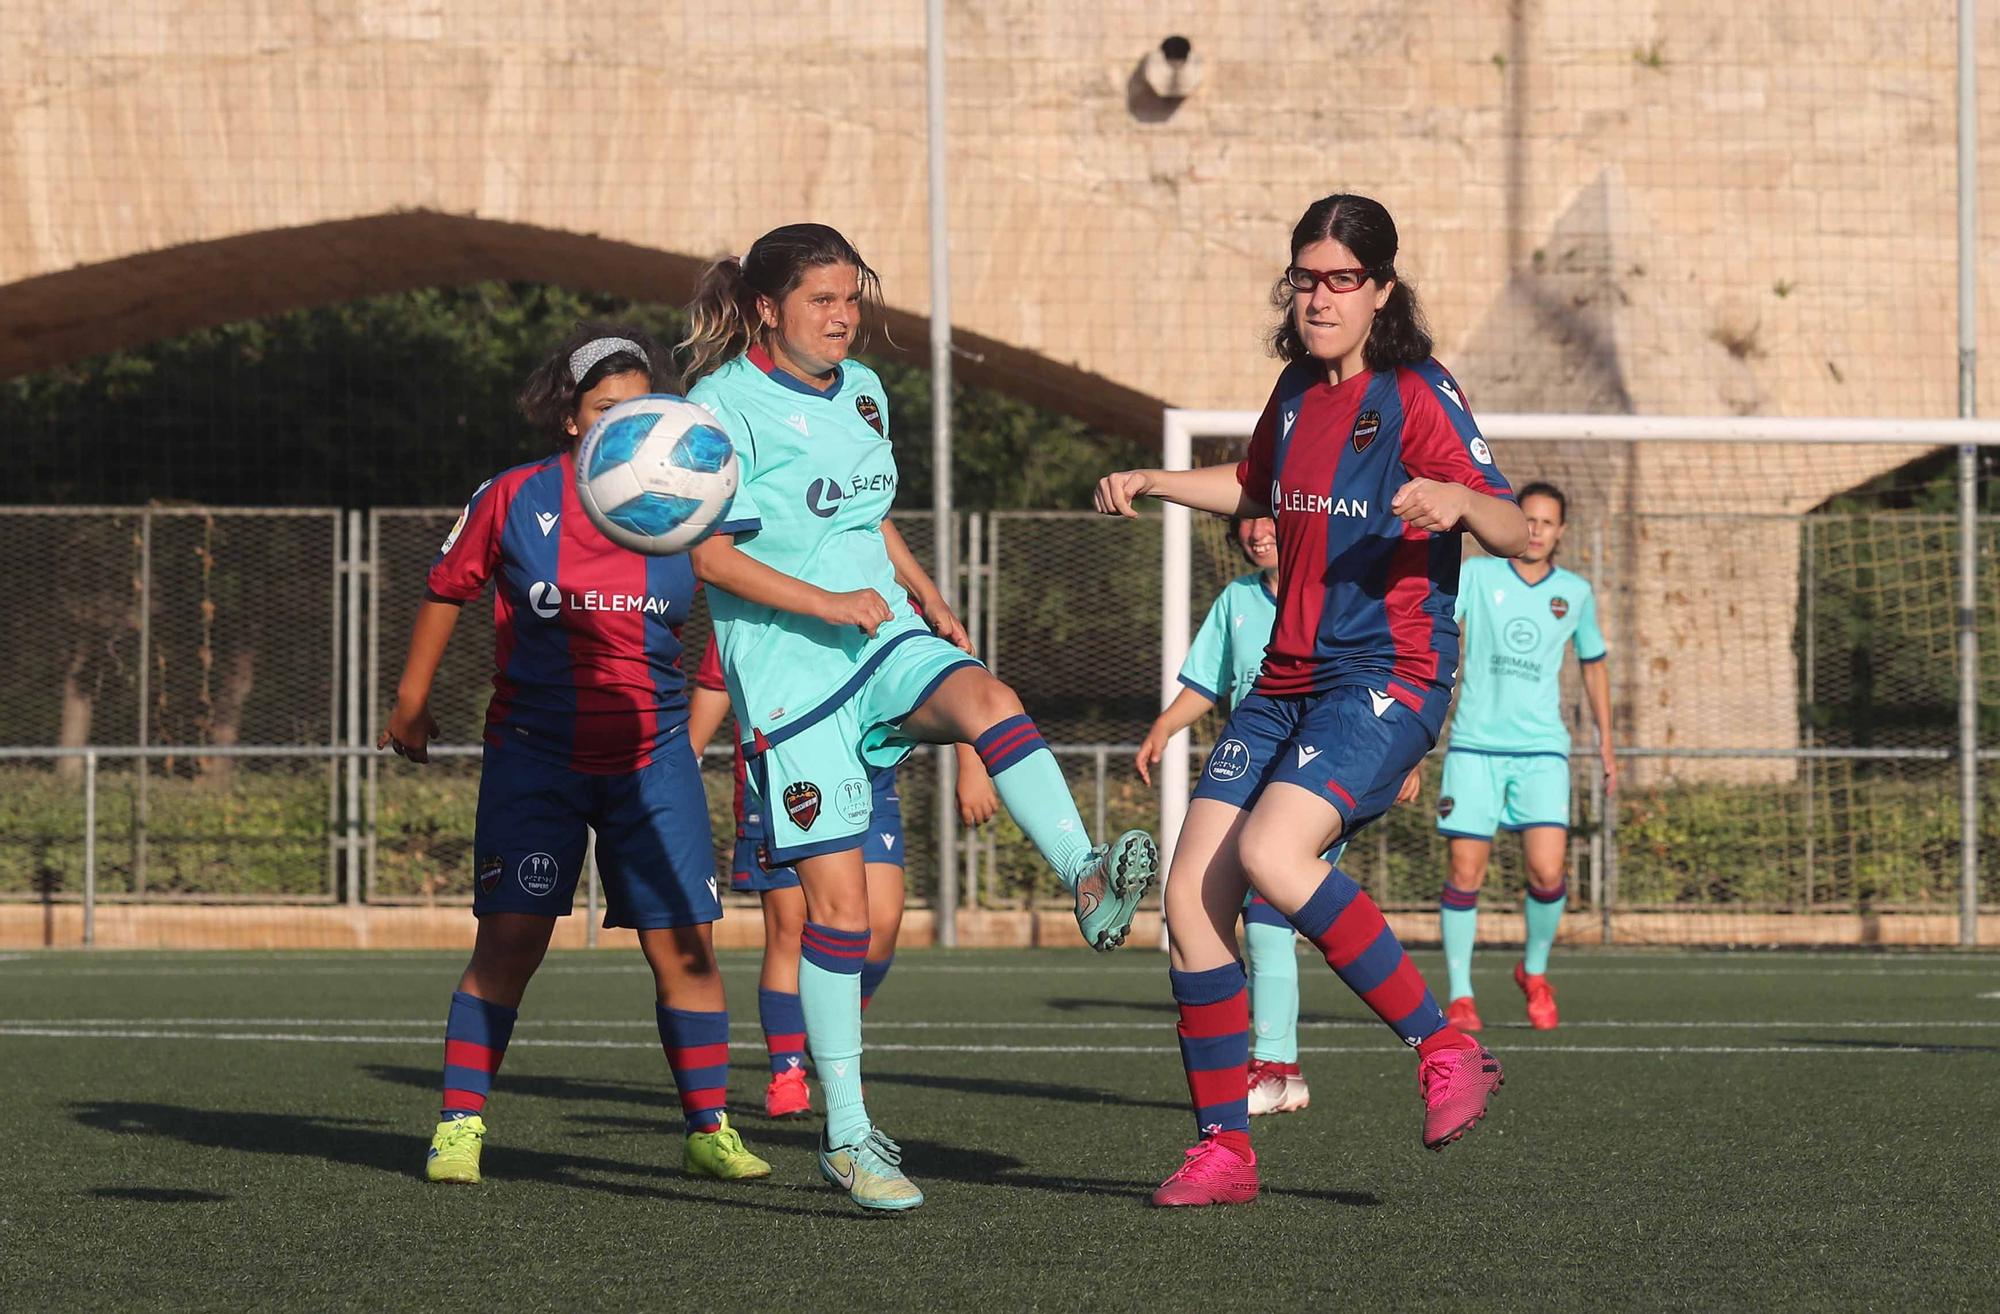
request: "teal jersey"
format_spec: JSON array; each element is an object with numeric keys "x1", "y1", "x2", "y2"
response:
[
  {"x1": 688, "y1": 347, "x2": 923, "y2": 738},
  {"x1": 1179, "y1": 572, "x2": 1279, "y2": 710},
  {"x1": 1447, "y1": 557, "x2": 1607, "y2": 756}
]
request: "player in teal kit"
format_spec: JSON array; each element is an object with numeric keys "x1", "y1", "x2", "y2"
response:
[
  {"x1": 681, "y1": 222, "x2": 1156, "y2": 1211},
  {"x1": 1436, "y1": 482, "x2": 1615, "y2": 1031}
]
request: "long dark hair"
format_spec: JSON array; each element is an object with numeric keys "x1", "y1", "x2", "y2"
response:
[
  {"x1": 1269, "y1": 193, "x2": 1433, "y2": 372},
  {"x1": 517, "y1": 320, "x2": 673, "y2": 447},
  {"x1": 680, "y1": 223, "x2": 885, "y2": 385}
]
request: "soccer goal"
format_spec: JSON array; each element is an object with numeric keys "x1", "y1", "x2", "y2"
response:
[{"x1": 1157, "y1": 409, "x2": 2000, "y2": 948}]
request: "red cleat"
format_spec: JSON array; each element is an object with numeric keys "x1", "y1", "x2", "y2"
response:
[
  {"x1": 1150, "y1": 1137, "x2": 1260, "y2": 1207},
  {"x1": 1419, "y1": 1041, "x2": 1504, "y2": 1151},
  {"x1": 1446, "y1": 995, "x2": 1483, "y2": 1033},
  {"x1": 1513, "y1": 962, "x2": 1559, "y2": 1030},
  {"x1": 764, "y1": 1065, "x2": 813, "y2": 1119}
]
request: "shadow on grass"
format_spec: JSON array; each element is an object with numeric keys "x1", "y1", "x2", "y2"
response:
[
  {"x1": 69, "y1": 1102, "x2": 836, "y2": 1219},
  {"x1": 1781, "y1": 1037, "x2": 2000, "y2": 1056},
  {"x1": 86, "y1": 1186, "x2": 229, "y2": 1204}
]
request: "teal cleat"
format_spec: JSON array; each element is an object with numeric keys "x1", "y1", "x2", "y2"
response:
[
  {"x1": 1072, "y1": 829, "x2": 1158, "y2": 951},
  {"x1": 818, "y1": 1126, "x2": 924, "y2": 1212}
]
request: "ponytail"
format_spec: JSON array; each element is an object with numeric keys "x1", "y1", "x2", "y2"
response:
[
  {"x1": 679, "y1": 223, "x2": 887, "y2": 385},
  {"x1": 679, "y1": 257, "x2": 760, "y2": 387}
]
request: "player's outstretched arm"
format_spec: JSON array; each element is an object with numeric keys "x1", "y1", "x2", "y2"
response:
[
  {"x1": 1136, "y1": 687, "x2": 1217, "y2": 785},
  {"x1": 1389, "y1": 481, "x2": 1528, "y2": 557},
  {"x1": 690, "y1": 533, "x2": 893, "y2": 637},
  {"x1": 1093, "y1": 464, "x2": 1267, "y2": 519},
  {"x1": 378, "y1": 595, "x2": 460, "y2": 763},
  {"x1": 1582, "y1": 659, "x2": 1617, "y2": 794}
]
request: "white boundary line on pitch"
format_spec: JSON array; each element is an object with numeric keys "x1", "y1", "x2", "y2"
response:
[
  {"x1": 6, "y1": 962, "x2": 2000, "y2": 980},
  {"x1": 6, "y1": 1016, "x2": 2000, "y2": 1031},
  {"x1": 0, "y1": 1025, "x2": 1982, "y2": 1057}
]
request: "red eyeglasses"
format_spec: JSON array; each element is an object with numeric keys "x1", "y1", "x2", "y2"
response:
[{"x1": 1284, "y1": 265, "x2": 1372, "y2": 294}]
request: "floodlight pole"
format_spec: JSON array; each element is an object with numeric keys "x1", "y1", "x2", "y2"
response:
[
  {"x1": 1955, "y1": 0, "x2": 1980, "y2": 947},
  {"x1": 926, "y1": 0, "x2": 959, "y2": 947}
]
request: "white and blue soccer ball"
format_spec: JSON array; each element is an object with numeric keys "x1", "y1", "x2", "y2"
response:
[{"x1": 574, "y1": 395, "x2": 738, "y2": 555}]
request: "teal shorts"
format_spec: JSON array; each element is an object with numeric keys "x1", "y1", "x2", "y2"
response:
[
  {"x1": 1436, "y1": 749, "x2": 1571, "y2": 838},
  {"x1": 746, "y1": 629, "x2": 980, "y2": 865}
]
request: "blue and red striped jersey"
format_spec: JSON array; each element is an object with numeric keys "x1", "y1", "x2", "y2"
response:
[
  {"x1": 427, "y1": 452, "x2": 696, "y2": 775},
  {"x1": 1236, "y1": 357, "x2": 1514, "y2": 705}
]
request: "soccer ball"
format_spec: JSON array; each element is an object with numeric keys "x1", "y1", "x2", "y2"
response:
[{"x1": 574, "y1": 395, "x2": 738, "y2": 555}]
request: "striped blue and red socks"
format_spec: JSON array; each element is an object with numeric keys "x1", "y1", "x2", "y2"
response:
[
  {"x1": 860, "y1": 955, "x2": 894, "y2": 1011},
  {"x1": 440, "y1": 990, "x2": 515, "y2": 1121},
  {"x1": 1290, "y1": 867, "x2": 1473, "y2": 1058},
  {"x1": 655, "y1": 1005, "x2": 729, "y2": 1132},
  {"x1": 757, "y1": 987, "x2": 807, "y2": 1076},
  {"x1": 973, "y1": 714, "x2": 1095, "y2": 888},
  {"x1": 1170, "y1": 961, "x2": 1251, "y2": 1155}
]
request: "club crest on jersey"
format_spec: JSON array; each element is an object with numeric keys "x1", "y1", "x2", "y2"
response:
[
  {"x1": 784, "y1": 781, "x2": 822, "y2": 831},
  {"x1": 1550, "y1": 596, "x2": 1570, "y2": 619},
  {"x1": 1438, "y1": 796, "x2": 1455, "y2": 818},
  {"x1": 1351, "y1": 410, "x2": 1381, "y2": 453},
  {"x1": 476, "y1": 852, "x2": 504, "y2": 894},
  {"x1": 855, "y1": 395, "x2": 885, "y2": 436}
]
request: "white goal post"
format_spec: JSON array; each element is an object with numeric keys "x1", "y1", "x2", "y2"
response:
[{"x1": 1157, "y1": 409, "x2": 2000, "y2": 947}]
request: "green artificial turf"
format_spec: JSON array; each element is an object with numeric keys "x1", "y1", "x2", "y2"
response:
[{"x1": 2, "y1": 947, "x2": 1997, "y2": 1310}]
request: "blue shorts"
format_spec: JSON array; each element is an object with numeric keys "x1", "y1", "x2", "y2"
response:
[
  {"x1": 473, "y1": 738, "x2": 722, "y2": 930},
  {"x1": 1192, "y1": 684, "x2": 1448, "y2": 841},
  {"x1": 747, "y1": 630, "x2": 977, "y2": 865},
  {"x1": 731, "y1": 767, "x2": 904, "y2": 892},
  {"x1": 1437, "y1": 749, "x2": 1572, "y2": 836}
]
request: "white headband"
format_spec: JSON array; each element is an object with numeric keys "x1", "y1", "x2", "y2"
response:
[{"x1": 568, "y1": 336, "x2": 646, "y2": 385}]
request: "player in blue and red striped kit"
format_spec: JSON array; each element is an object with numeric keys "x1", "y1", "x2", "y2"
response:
[
  {"x1": 1095, "y1": 194, "x2": 1528, "y2": 1206},
  {"x1": 379, "y1": 322, "x2": 769, "y2": 1186}
]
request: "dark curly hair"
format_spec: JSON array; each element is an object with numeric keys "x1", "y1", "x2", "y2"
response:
[{"x1": 1269, "y1": 193, "x2": 1433, "y2": 372}]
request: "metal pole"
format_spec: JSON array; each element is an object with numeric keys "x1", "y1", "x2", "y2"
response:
[
  {"x1": 926, "y1": 0, "x2": 958, "y2": 947},
  {"x1": 1093, "y1": 746, "x2": 1108, "y2": 844},
  {"x1": 1957, "y1": 0, "x2": 1980, "y2": 946},
  {"x1": 1158, "y1": 413, "x2": 1193, "y2": 950},
  {"x1": 83, "y1": 749, "x2": 97, "y2": 948},
  {"x1": 962, "y1": 512, "x2": 984, "y2": 906},
  {"x1": 1803, "y1": 517, "x2": 1816, "y2": 909},
  {"x1": 133, "y1": 508, "x2": 151, "y2": 896},
  {"x1": 585, "y1": 830, "x2": 599, "y2": 949},
  {"x1": 365, "y1": 511, "x2": 381, "y2": 901},
  {"x1": 344, "y1": 509, "x2": 364, "y2": 907}
]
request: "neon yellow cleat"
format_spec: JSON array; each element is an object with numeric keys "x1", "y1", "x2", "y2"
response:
[
  {"x1": 683, "y1": 1112, "x2": 772, "y2": 1180},
  {"x1": 426, "y1": 1115, "x2": 485, "y2": 1184}
]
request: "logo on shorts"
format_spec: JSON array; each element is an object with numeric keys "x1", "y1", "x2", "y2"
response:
[
  {"x1": 517, "y1": 852, "x2": 559, "y2": 896},
  {"x1": 476, "y1": 853, "x2": 504, "y2": 894},
  {"x1": 855, "y1": 395, "x2": 885, "y2": 436},
  {"x1": 1504, "y1": 617, "x2": 1541, "y2": 654},
  {"x1": 1550, "y1": 596, "x2": 1570, "y2": 620},
  {"x1": 1208, "y1": 738, "x2": 1250, "y2": 783},
  {"x1": 784, "y1": 781, "x2": 823, "y2": 831},
  {"x1": 1438, "y1": 796, "x2": 1455, "y2": 818},
  {"x1": 755, "y1": 843, "x2": 774, "y2": 871},
  {"x1": 1351, "y1": 410, "x2": 1381, "y2": 453},
  {"x1": 836, "y1": 779, "x2": 871, "y2": 825}
]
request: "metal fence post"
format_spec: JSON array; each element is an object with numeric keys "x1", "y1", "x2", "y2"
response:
[
  {"x1": 344, "y1": 509, "x2": 364, "y2": 907},
  {"x1": 1957, "y1": 0, "x2": 1980, "y2": 946},
  {"x1": 365, "y1": 510, "x2": 382, "y2": 901},
  {"x1": 134, "y1": 507, "x2": 151, "y2": 896},
  {"x1": 83, "y1": 749, "x2": 97, "y2": 948},
  {"x1": 1803, "y1": 517, "x2": 1816, "y2": 908}
]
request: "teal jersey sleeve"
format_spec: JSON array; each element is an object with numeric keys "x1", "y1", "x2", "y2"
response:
[
  {"x1": 1178, "y1": 591, "x2": 1233, "y2": 703},
  {"x1": 688, "y1": 385, "x2": 762, "y2": 536},
  {"x1": 1572, "y1": 579, "x2": 1607, "y2": 663}
]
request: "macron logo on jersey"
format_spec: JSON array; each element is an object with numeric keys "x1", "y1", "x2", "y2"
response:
[
  {"x1": 1436, "y1": 377, "x2": 1466, "y2": 410},
  {"x1": 535, "y1": 511, "x2": 558, "y2": 536},
  {"x1": 1369, "y1": 690, "x2": 1396, "y2": 718},
  {"x1": 1282, "y1": 409, "x2": 1299, "y2": 437},
  {"x1": 786, "y1": 413, "x2": 810, "y2": 436}
]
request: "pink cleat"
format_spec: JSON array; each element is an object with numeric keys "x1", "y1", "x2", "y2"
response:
[
  {"x1": 1446, "y1": 995, "x2": 1483, "y2": 1033},
  {"x1": 1151, "y1": 1137, "x2": 1260, "y2": 1207},
  {"x1": 764, "y1": 1066, "x2": 813, "y2": 1119},
  {"x1": 1514, "y1": 962, "x2": 1559, "y2": 1030},
  {"x1": 1419, "y1": 1040, "x2": 1504, "y2": 1151}
]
